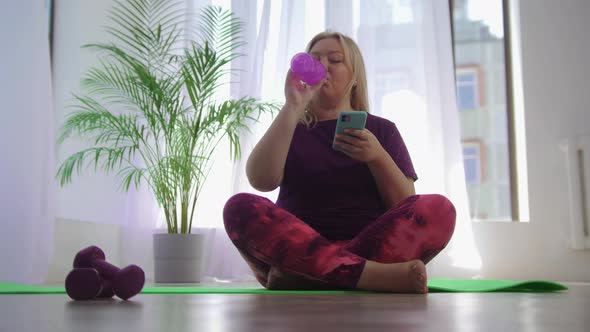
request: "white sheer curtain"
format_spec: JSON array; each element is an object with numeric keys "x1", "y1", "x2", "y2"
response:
[
  {"x1": 326, "y1": 0, "x2": 481, "y2": 277},
  {"x1": 53, "y1": 0, "x2": 171, "y2": 282},
  {"x1": 53, "y1": 0, "x2": 481, "y2": 283},
  {"x1": 353, "y1": 0, "x2": 482, "y2": 277},
  {"x1": 204, "y1": 0, "x2": 482, "y2": 280},
  {"x1": 198, "y1": 0, "x2": 276, "y2": 280},
  {"x1": 198, "y1": 0, "x2": 328, "y2": 281},
  {"x1": 0, "y1": 0, "x2": 56, "y2": 284}
]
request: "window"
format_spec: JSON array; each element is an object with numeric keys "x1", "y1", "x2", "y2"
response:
[
  {"x1": 392, "y1": 0, "x2": 414, "y2": 24},
  {"x1": 456, "y1": 66, "x2": 482, "y2": 110},
  {"x1": 374, "y1": 68, "x2": 412, "y2": 109},
  {"x1": 451, "y1": 0, "x2": 519, "y2": 221},
  {"x1": 462, "y1": 140, "x2": 485, "y2": 184}
]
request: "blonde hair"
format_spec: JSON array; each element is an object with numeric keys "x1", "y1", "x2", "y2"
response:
[{"x1": 301, "y1": 31, "x2": 370, "y2": 127}]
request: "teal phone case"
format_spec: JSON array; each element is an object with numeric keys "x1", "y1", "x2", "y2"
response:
[{"x1": 333, "y1": 111, "x2": 368, "y2": 151}]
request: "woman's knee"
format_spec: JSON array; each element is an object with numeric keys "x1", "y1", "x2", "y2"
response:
[
  {"x1": 421, "y1": 193, "x2": 456, "y2": 214},
  {"x1": 223, "y1": 193, "x2": 261, "y2": 231},
  {"x1": 416, "y1": 194, "x2": 456, "y2": 235},
  {"x1": 223, "y1": 192, "x2": 278, "y2": 234}
]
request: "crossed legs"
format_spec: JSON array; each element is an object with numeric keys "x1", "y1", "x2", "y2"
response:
[{"x1": 223, "y1": 193, "x2": 455, "y2": 293}]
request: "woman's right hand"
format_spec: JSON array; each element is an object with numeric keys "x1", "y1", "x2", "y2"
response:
[{"x1": 284, "y1": 70, "x2": 325, "y2": 117}]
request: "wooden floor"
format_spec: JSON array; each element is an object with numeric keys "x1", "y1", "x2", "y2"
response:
[{"x1": 1, "y1": 282, "x2": 589, "y2": 332}]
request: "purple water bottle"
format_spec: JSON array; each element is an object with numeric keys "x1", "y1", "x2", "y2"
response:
[{"x1": 290, "y1": 52, "x2": 327, "y2": 86}]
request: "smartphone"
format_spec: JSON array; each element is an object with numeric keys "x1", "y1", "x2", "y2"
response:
[{"x1": 332, "y1": 111, "x2": 368, "y2": 151}]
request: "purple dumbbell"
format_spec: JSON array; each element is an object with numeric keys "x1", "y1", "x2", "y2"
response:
[
  {"x1": 65, "y1": 268, "x2": 103, "y2": 300},
  {"x1": 73, "y1": 246, "x2": 145, "y2": 300},
  {"x1": 90, "y1": 261, "x2": 145, "y2": 300},
  {"x1": 73, "y1": 245, "x2": 106, "y2": 268}
]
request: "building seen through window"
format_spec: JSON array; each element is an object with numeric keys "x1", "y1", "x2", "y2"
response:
[{"x1": 353, "y1": 0, "x2": 514, "y2": 221}]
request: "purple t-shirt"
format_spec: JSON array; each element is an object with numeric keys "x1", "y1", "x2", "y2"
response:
[{"x1": 276, "y1": 113, "x2": 417, "y2": 241}]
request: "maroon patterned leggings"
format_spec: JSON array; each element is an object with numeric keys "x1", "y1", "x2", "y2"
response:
[{"x1": 223, "y1": 193, "x2": 456, "y2": 289}]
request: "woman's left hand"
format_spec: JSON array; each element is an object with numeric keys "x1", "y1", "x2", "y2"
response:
[{"x1": 333, "y1": 129, "x2": 386, "y2": 163}]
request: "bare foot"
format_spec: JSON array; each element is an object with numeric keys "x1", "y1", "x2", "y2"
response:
[
  {"x1": 355, "y1": 260, "x2": 428, "y2": 293},
  {"x1": 266, "y1": 266, "x2": 335, "y2": 290}
]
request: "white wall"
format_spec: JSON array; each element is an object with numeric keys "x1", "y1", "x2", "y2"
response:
[
  {"x1": 48, "y1": 0, "x2": 590, "y2": 283},
  {"x1": 48, "y1": 0, "x2": 128, "y2": 284},
  {"x1": 1, "y1": 0, "x2": 56, "y2": 285},
  {"x1": 471, "y1": 0, "x2": 590, "y2": 281},
  {"x1": 53, "y1": 0, "x2": 131, "y2": 226},
  {"x1": 45, "y1": 220, "x2": 122, "y2": 285}
]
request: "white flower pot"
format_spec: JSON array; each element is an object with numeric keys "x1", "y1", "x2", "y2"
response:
[{"x1": 153, "y1": 233, "x2": 206, "y2": 283}]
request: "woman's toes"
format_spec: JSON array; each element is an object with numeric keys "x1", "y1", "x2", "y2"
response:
[
  {"x1": 409, "y1": 260, "x2": 427, "y2": 293},
  {"x1": 416, "y1": 279, "x2": 427, "y2": 293}
]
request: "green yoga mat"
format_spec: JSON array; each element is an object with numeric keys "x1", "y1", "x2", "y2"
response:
[{"x1": 0, "y1": 279, "x2": 567, "y2": 295}]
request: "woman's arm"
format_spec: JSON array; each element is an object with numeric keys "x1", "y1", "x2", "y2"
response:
[
  {"x1": 366, "y1": 150, "x2": 416, "y2": 209},
  {"x1": 333, "y1": 128, "x2": 416, "y2": 208},
  {"x1": 246, "y1": 71, "x2": 325, "y2": 192},
  {"x1": 246, "y1": 105, "x2": 301, "y2": 191}
]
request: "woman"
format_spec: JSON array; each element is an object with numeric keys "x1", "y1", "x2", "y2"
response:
[{"x1": 223, "y1": 31, "x2": 456, "y2": 293}]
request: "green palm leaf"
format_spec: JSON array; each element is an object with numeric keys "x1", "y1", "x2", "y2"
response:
[{"x1": 56, "y1": 1, "x2": 279, "y2": 234}]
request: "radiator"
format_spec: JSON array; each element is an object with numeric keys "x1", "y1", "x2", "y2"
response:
[{"x1": 562, "y1": 136, "x2": 590, "y2": 250}]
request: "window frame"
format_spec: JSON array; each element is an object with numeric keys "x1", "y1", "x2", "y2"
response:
[
  {"x1": 47, "y1": 0, "x2": 55, "y2": 65},
  {"x1": 449, "y1": 0, "x2": 521, "y2": 221}
]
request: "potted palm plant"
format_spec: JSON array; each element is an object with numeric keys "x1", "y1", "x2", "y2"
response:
[{"x1": 56, "y1": 0, "x2": 278, "y2": 282}]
